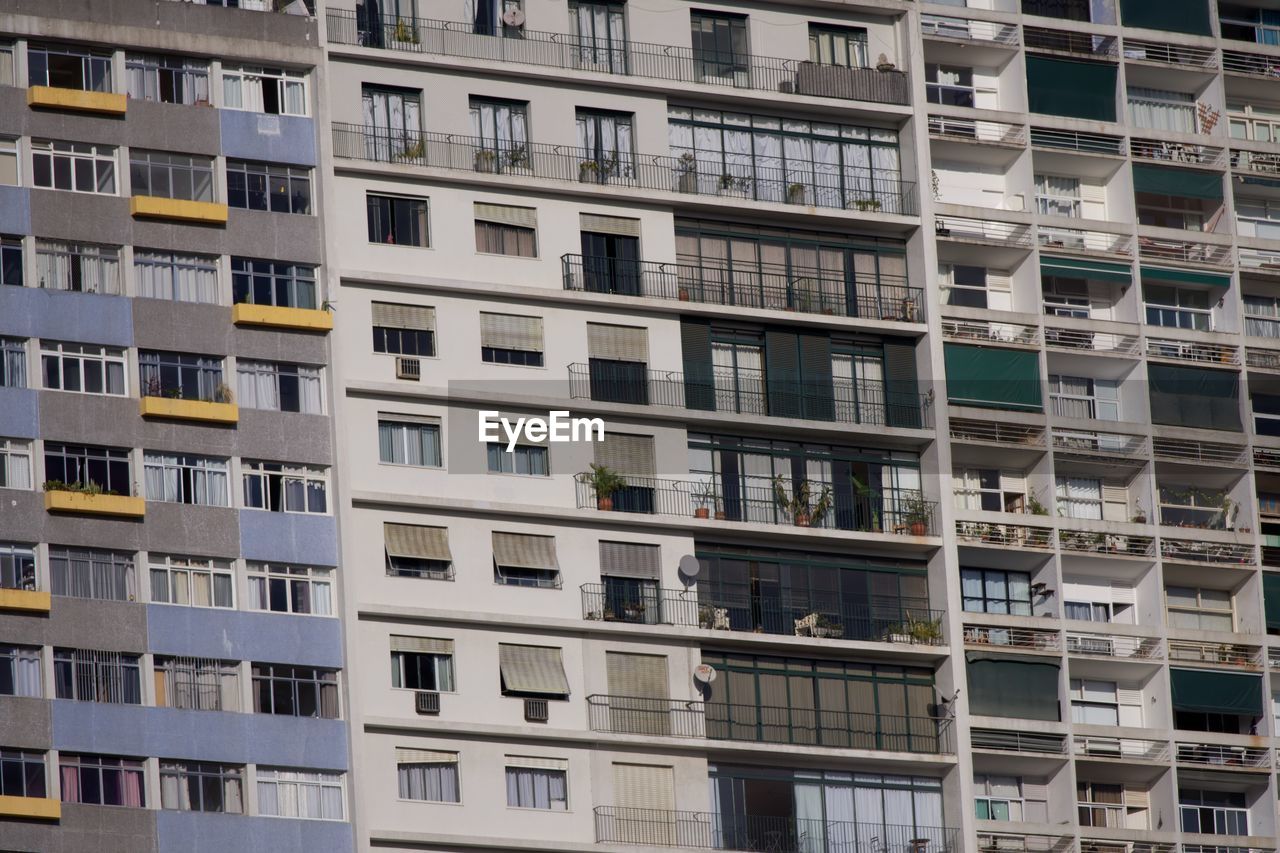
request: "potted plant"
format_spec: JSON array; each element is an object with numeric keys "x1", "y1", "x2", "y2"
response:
[
  {"x1": 391, "y1": 17, "x2": 419, "y2": 46},
  {"x1": 718, "y1": 173, "x2": 748, "y2": 198},
  {"x1": 875, "y1": 53, "x2": 896, "y2": 72},
  {"x1": 692, "y1": 479, "x2": 719, "y2": 519},
  {"x1": 676, "y1": 152, "x2": 698, "y2": 194},
  {"x1": 853, "y1": 198, "x2": 882, "y2": 212},
  {"x1": 772, "y1": 476, "x2": 832, "y2": 527},
  {"x1": 1026, "y1": 494, "x2": 1049, "y2": 516},
  {"x1": 214, "y1": 382, "x2": 234, "y2": 404},
  {"x1": 579, "y1": 159, "x2": 601, "y2": 183},
  {"x1": 900, "y1": 490, "x2": 931, "y2": 536},
  {"x1": 474, "y1": 149, "x2": 498, "y2": 173},
  {"x1": 505, "y1": 144, "x2": 530, "y2": 171},
  {"x1": 900, "y1": 296, "x2": 918, "y2": 322},
  {"x1": 587, "y1": 464, "x2": 625, "y2": 511},
  {"x1": 786, "y1": 182, "x2": 807, "y2": 205},
  {"x1": 904, "y1": 612, "x2": 943, "y2": 644},
  {"x1": 1131, "y1": 501, "x2": 1147, "y2": 524},
  {"x1": 623, "y1": 601, "x2": 646, "y2": 621}
]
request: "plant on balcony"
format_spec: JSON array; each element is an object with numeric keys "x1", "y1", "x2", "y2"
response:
[
  {"x1": 474, "y1": 149, "x2": 498, "y2": 172},
  {"x1": 795, "y1": 611, "x2": 841, "y2": 638},
  {"x1": 587, "y1": 464, "x2": 626, "y2": 511},
  {"x1": 786, "y1": 182, "x2": 807, "y2": 205},
  {"x1": 692, "y1": 479, "x2": 721, "y2": 520},
  {"x1": 698, "y1": 604, "x2": 730, "y2": 630},
  {"x1": 772, "y1": 476, "x2": 832, "y2": 527},
  {"x1": 899, "y1": 490, "x2": 932, "y2": 536},
  {"x1": 1026, "y1": 493, "x2": 1049, "y2": 516},
  {"x1": 391, "y1": 17, "x2": 419, "y2": 44},
  {"x1": 505, "y1": 144, "x2": 530, "y2": 170},
  {"x1": 853, "y1": 197, "x2": 882, "y2": 212},
  {"x1": 43, "y1": 479, "x2": 107, "y2": 497},
  {"x1": 1131, "y1": 501, "x2": 1148, "y2": 524},
  {"x1": 885, "y1": 612, "x2": 941, "y2": 645},
  {"x1": 214, "y1": 382, "x2": 235, "y2": 404},
  {"x1": 875, "y1": 53, "x2": 896, "y2": 72},
  {"x1": 675, "y1": 152, "x2": 698, "y2": 194}
]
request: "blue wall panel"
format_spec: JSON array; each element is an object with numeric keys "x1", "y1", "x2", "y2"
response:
[
  {"x1": 147, "y1": 605, "x2": 343, "y2": 669},
  {"x1": 219, "y1": 110, "x2": 317, "y2": 166},
  {"x1": 157, "y1": 811, "x2": 353, "y2": 853},
  {"x1": 0, "y1": 387, "x2": 39, "y2": 439},
  {"x1": 238, "y1": 510, "x2": 339, "y2": 566},
  {"x1": 0, "y1": 186, "x2": 31, "y2": 234},
  {"x1": 0, "y1": 286, "x2": 132, "y2": 345}
]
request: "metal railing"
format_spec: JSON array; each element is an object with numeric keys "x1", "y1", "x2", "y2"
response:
[
  {"x1": 927, "y1": 115, "x2": 1026, "y2": 146},
  {"x1": 1059, "y1": 529, "x2": 1157, "y2": 557},
  {"x1": 1052, "y1": 428, "x2": 1149, "y2": 460},
  {"x1": 585, "y1": 694, "x2": 954, "y2": 753},
  {"x1": 333, "y1": 123, "x2": 918, "y2": 215},
  {"x1": 1257, "y1": 446, "x2": 1280, "y2": 469},
  {"x1": 593, "y1": 807, "x2": 960, "y2": 852},
  {"x1": 1146, "y1": 337, "x2": 1241, "y2": 366},
  {"x1": 1175, "y1": 741, "x2": 1270, "y2": 768},
  {"x1": 941, "y1": 318, "x2": 1041, "y2": 346},
  {"x1": 1160, "y1": 537, "x2": 1256, "y2": 565},
  {"x1": 1152, "y1": 437, "x2": 1248, "y2": 465},
  {"x1": 566, "y1": 363, "x2": 930, "y2": 428},
  {"x1": 1030, "y1": 127, "x2": 1125, "y2": 155},
  {"x1": 921, "y1": 14, "x2": 1019, "y2": 45},
  {"x1": 956, "y1": 520, "x2": 1054, "y2": 549},
  {"x1": 1223, "y1": 48, "x2": 1280, "y2": 76},
  {"x1": 561, "y1": 254, "x2": 925, "y2": 323},
  {"x1": 964, "y1": 624, "x2": 1061, "y2": 651},
  {"x1": 1139, "y1": 237, "x2": 1233, "y2": 267},
  {"x1": 1043, "y1": 324, "x2": 1142, "y2": 355},
  {"x1": 1130, "y1": 137, "x2": 1226, "y2": 168},
  {"x1": 1040, "y1": 226, "x2": 1133, "y2": 256},
  {"x1": 1124, "y1": 38, "x2": 1218, "y2": 67},
  {"x1": 326, "y1": 10, "x2": 911, "y2": 105},
  {"x1": 1239, "y1": 247, "x2": 1280, "y2": 273},
  {"x1": 1231, "y1": 148, "x2": 1280, "y2": 176},
  {"x1": 1073, "y1": 735, "x2": 1170, "y2": 761},
  {"x1": 1080, "y1": 839, "x2": 1175, "y2": 853},
  {"x1": 935, "y1": 215, "x2": 1033, "y2": 246},
  {"x1": 1024, "y1": 26, "x2": 1117, "y2": 56},
  {"x1": 1168, "y1": 640, "x2": 1264, "y2": 668},
  {"x1": 978, "y1": 832, "x2": 1073, "y2": 853},
  {"x1": 971, "y1": 728, "x2": 1067, "y2": 754},
  {"x1": 173, "y1": 0, "x2": 312, "y2": 12},
  {"x1": 1066, "y1": 632, "x2": 1164, "y2": 659},
  {"x1": 951, "y1": 417, "x2": 1046, "y2": 446}
]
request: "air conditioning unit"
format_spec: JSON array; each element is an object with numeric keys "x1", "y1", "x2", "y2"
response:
[
  {"x1": 523, "y1": 697, "x2": 549, "y2": 723},
  {"x1": 395, "y1": 357, "x2": 421, "y2": 380},
  {"x1": 415, "y1": 690, "x2": 440, "y2": 715}
]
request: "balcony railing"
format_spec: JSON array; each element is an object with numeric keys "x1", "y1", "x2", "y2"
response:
[
  {"x1": 1160, "y1": 537, "x2": 1256, "y2": 565},
  {"x1": 1058, "y1": 529, "x2": 1157, "y2": 557},
  {"x1": 1040, "y1": 226, "x2": 1133, "y2": 256},
  {"x1": 560, "y1": 254, "x2": 924, "y2": 323},
  {"x1": 1024, "y1": 26, "x2": 1118, "y2": 57},
  {"x1": 935, "y1": 215, "x2": 1033, "y2": 246},
  {"x1": 1073, "y1": 735, "x2": 1170, "y2": 761},
  {"x1": 1066, "y1": 632, "x2": 1164, "y2": 659},
  {"x1": 1240, "y1": 247, "x2": 1280, "y2": 273},
  {"x1": 1257, "y1": 446, "x2": 1280, "y2": 469},
  {"x1": 1175, "y1": 741, "x2": 1270, "y2": 769},
  {"x1": 951, "y1": 417, "x2": 1046, "y2": 446},
  {"x1": 1152, "y1": 437, "x2": 1248, "y2": 465},
  {"x1": 1231, "y1": 148, "x2": 1280, "y2": 176},
  {"x1": 585, "y1": 694, "x2": 954, "y2": 753},
  {"x1": 1223, "y1": 48, "x2": 1280, "y2": 76},
  {"x1": 174, "y1": 0, "x2": 312, "y2": 11},
  {"x1": 1124, "y1": 38, "x2": 1218, "y2": 67},
  {"x1": 1146, "y1": 337, "x2": 1241, "y2": 366},
  {"x1": 978, "y1": 832, "x2": 1073, "y2": 853},
  {"x1": 921, "y1": 14, "x2": 1019, "y2": 45},
  {"x1": 1079, "y1": 840, "x2": 1175, "y2": 853},
  {"x1": 964, "y1": 623, "x2": 1061, "y2": 651},
  {"x1": 1138, "y1": 236, "x2": 1233, "y2": 267},
  {"x1": 956, "y1": 520, "x2": 1054, "y2": 549},
  {"x1": 327, "y1": 10, "x2": 911, "y2": 105},
  {"x1": 1030, "y1": 126, "x2": 1125, "y2": 155},
  {"x1": 593, "y1": 806, "x2": 959, "y2": 853},
  {"x1": 927, "y1": 115, "x2": 1026, "y2": 146},
  {"x1": 333, "y1": 123, "x2": 918, "y2": 215},
  {"x1": 971, "y1": 728, "x2": 1067, "y2": 754},
  {"x1": 1168, "y1": 640, "x2": 1264, "y2": 668},
  {"x1": 941, "y1": 318, "x2": 1041, "y2": 346},
  {"x1": 1052, "y1": 427, "x2": 1149, "y2": 461},
  {"x1": 566, "y1": 364, "x2": 930, "y2": 429},
  {"x1": 1130, "y1": 137, "x2": 1226, "y2": 169},
  {"x1": 1043, "y1": 324, "x2": 1142, "y2": 356}
]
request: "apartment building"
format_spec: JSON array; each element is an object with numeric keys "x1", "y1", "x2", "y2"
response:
[{"x1": 0, "y1": 2, "x2": 352, "y2": 851}]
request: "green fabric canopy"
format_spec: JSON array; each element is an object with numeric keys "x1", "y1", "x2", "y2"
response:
[
  {"x1": 1140, "y1": 265, "x2": 1231, "y2": 288},
  {"x1": 1266, "y1": 573, "x2": 1280, "y2": 633},
  {"x1": 944, "y1": 343, "x2": 1042, "y2": 412},
  {"x1": 966, "y1": 652, "x2": 1061, "y2": 721},
  {"x1": 1132, "y1": 164, "x2": 1222, "y2": 200},
  {"x1": 1147, "y1": 364, "x2": 1242, "y2": 432},
  {"x1": 1120, "y1": 0, "x2": 1212, "y2": 34},
  {"x1": 1041, "y1": 256, "x2": 1132, "y2": 284},
  {"x1": 1025, "y1": 56, "x2": 1117, "y2": 122},
  {"x1": 1170, "y1": 668, "x2": 1262, "y2": 715}
]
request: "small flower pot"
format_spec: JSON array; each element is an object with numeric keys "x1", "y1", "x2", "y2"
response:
[
  {"x1": 794, "y1": 513, "x2": 811, "y2": 527},
  {"x1": 910, "y1": 521, "x2": 928, "y2": 536},
  {"x1": 714, "y1": 511, "x2": 727, "y2": 521},
  {"x1": 694, "y1": 507, "x2": 710, "y2": 519},
  {"x1": 597, "y1": 496, "x2": 614, "y2": 511}
]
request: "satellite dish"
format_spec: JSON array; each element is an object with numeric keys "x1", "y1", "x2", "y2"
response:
[
  {"x1": 502, "y1": 7, "x2": 526, "y2": 26},
  {"x1": 678, "y1": 555, "x2": 701, "y2": 578},
  {"x1": 693, "y1": 664, "x2": 717, "y2": 684}
]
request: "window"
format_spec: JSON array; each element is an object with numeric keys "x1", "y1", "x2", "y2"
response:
[
  {"x1": 475, "y1": 219, "x2": 538, "y2": 258},
  {"x1": 953, "y1": 468, "x2": 1025, "y2": 512},
  {"x1": 1137, "y1": 191, "x2": 1206, "y2": 231},
  {"x1": 54, "y1": 649, "x2": 142, "y2": 704},
  {"x1": 149, "y1": 555, "x2": 234, "y2": 608},
  {"x1": 231, "y1": 257, "x2": 317, "y2": 309},
  {"x1": 372, "y1": 302, "x2": 435, "y2": 356},
  {"x1": 0, "y1": 645, "x2": 41, "y2": 698},
  {"x1": 236, "y1": 360, "x2": 322, "y2": 413},
  {"x1": 125, "y1": 54, "x2": 209, "y2": 104},
  {"x1": 1055, "y1": 477, "x2": 1103, "y2": 520},
  {"x1": 1179, "y1": 789, "x2": 1248, "y2": 836},
  {"x1": 391, "y1": 640, "x2": 455, "y2": 691},
  {"x1": 941, "y1": 264, "x2": 987, "y2": 308},
  {"x1": 257, "y1": 769, "x2": 344, "y2": 820},
  {"x1": 1035, "y1": 174, "x2": 1081, "y2": 218},
  {"x1": 385, "y1": 523, "x2": 454, "y2": 580},
  {"x1": 43, "y1": 443, "x2": 131, "y2": 494},
  {"x1": 1238, "y1": 198, "x2": 1280, "y2": 240},
  {"x1": 222, "y1": 66, "x2": 308, "y2": 116},
  {"x1": 367, "y1": 193, "x2": 429, "y2": 246},
  {"x1": 1129, "y1": 86, "x2": 1196, "y2": 133},
  {"x1": 28, "y1": 44, "x2": 111, "y2": 91},
  {"x1": 138, "y1": 350, "x2": 226, "y2": 401},
  {"x1": 1158, "y1": 485, "x2": 1229, "y2": 528},
  {"x1": 0, "y1": 543, "x2": 36, "y2": 591},
  {"x1": 247, "y1": 563, "x2": 333, "y2": 616},
  {"x1": 241, "y1": 461, "x2": 328, "y2": 514},
  {"x1": 0, "y1": 42, "x2": 12, "y2": 87},
  {"x1": 568, "y1": 0, "x2": 627, "y2": 72},
  {"x1": 809, "y1": 24, "x2": 868, "y2": 67},
  {"x1": 1070, "y1": 678, "x2": 1119, "y2": 725},
  {"x1": 1078, "y1": 782, "x2": 1125, "y2": 828},
  {"x1": 469, "y1": 97, "x2": 528, "y2": 162},
  {"x1": 690, "y1": 11, "x2": 748, "y2": 80},
  {"x1": 129, "y1": 151, "x2": 215, "y2": 202},
  {"x1": 160, "y1": 762, "x2": 243, "y2": 813},
  {"x1": 493, "y1": 532, "x2": 561, "y2": 589},
  {"x1": 1166, "y1": 586, "x2": 1233, "y2": 630},
  {"x1": 0, "y1": 750, "x2": 46, "y2": 800},
  {"x1": 1229, "y1": 99, "x2": 1280, "y2": 143},
  {"x1": 0, "y1": 337, "x2": 24, "y2": 387},
  {"x1": 49, "y1": 547, "x2": 135, "y2": 602},
  {"x1": 134, "y1": 251, "x2": 219, "y2": 304},
  {"x1": 143, "y1": 453, "x2": 230, "y2": 507},
  {"x1": 1048, "y1": 374, "x2": 1119, "y2": 420},
  {"x1": 961, "y1": 568, "x2": 1032, "y2": 615},
  {"x1": 36, "y1": 241, "x2": 121, "y2": 293},
  {"x1": 1222, "y1": 4, "x2": 1280, "y2": 43},
  {"x1": 1144, "y1": 284, "x2": 1211, "y2": 331},
  {"x1": 487, "y1": 443, "x2": 549, "y2": 476},
  {"x1": 154, "y1": 656, "x2": 239, "y2": 711},
  {"x1": 575, "y1": 109, "x2": 634, "y2": 179},
  {"x1": 1064, "y1": 600, "x2": 1113, "y2": 622},
  {"x1": 505, "y1": 762, "x2": 568, "y2": 810},
  {"x1": 0, "y1": 236, "x2": 21, "y2": 286},
  {"x1": 973, "y1": 775, "x2": 1023, "y2": 821},
  {"x1": 925, "y1": 64, "x2": 974, "y2": 107},
  {"x1": 0, "y1": 137, "x2": 18, "y2": 186},
  {"x1": 226, "y1": 160, "x2": 311, "y2": 214},
  {"x1": 398, "y1": 751, "x2": 460, "y2": 803},
  {"x1": 1043, "y1": 277, "x2": 1090, "y2": 317},
  {"x1": 361, "y1": 86, "x2": 423, "y2": 162},
  {"x1": 378, "y1": 417, "x2": 442, "y2": 467},
  {"x1": 0, "y1": 439, "x2": 32, "y2": 490},
  {"x1": 252, "y1": 664, "x2": 339, "y2": 718},
  {"x1": 32, "y1": 140, "x2": 116, "y2": 194},
  {"x1": 498, "y1": 644, "x2": 570, "y2": 698},
  {"x1": 480, "y1": 312, "x2": 544, "y2": 366},
  {"x1": 59, "y1": 755, "x2": 146, "y2": 807}
]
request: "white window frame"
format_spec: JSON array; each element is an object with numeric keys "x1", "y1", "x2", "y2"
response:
[
  {"x1": 377, "y1": 418, "x2": 443, "y2": 468},
  {"x1": 0, "y1": 136, "x2": 18, "y2": 187},
  {"x1": 124, "y1": 53, "x2": 210, "y2": 105},
  {"x1": 397, "y1": 756, "x2": 461, "y2": 804},
  {"x1": 134, "y1": 250, "x2": 220, "y2": 304},
  {"x1": 1048, "y1": 374, "x2": 1119, "y2": 421},
  {"x1": 246, "y1": 562, "x2": 334, "y2": 617},
  {"x1": 1035, "y1": 173, "x2": 1081, "y2": 218},
  {"x1": 36, "y1": 240, "x2": 122, "y2": 294},
  {"x1": 1055, "y1": 476, "x2": 1103, "y2": 520},
  {"x1": 221, "y1": 65, "x2": 308, "y2": 117},
  {"x1": 974, "y1": 774, "x2": 1024, "y2": 821},
  {"x1": 390, "y1": 650, "x2": 456, "y2": 692},
  {"x1": 486, "y1": 442, "x2": 550, "y2": 476},
  {"x1": 0, "y1": 438, "x2": 32, "y2": 491},
  {"x1": 1165, "y1": 585, "x2": 1233, "y2": 631},
  {"x1": 39, "y1": 341, "x2": 128, "y2": 396},
  {"x1": 148, "y1": 555, "x2": 234, "y2": 609},
  {"x1": 504, "y1": 764, "x2": 568, "y2": 811},
  {"x1": 256, "y1": 769, "x2": 345, "y2": 820},
  {"x1": 1069, "y1": 678, "x2": 1119, "y2": 725},
  {"x1": 241, "y1": 461, "x2": 329, "y2": 514},
  {"x1": 31, "y1": 140, "x2": 117, "y2": 195},
  {"x1": 236, "y1": 360, "x2": 323, "y2": 414},
  {"x1": 143, "y1": 452, "x2": 231, "y2": 507},
  {"x1": 0, "y1": 337, "x2": 24, "y2": 388}
]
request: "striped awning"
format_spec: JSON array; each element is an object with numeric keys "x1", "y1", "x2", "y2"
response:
[
  {"x1": 384, "y1": 523, "x2": 452, "y2": 561},
  {"x1": 492, "y1": 532, "x2": 559, "y2": 570},
  {"x1": 498, "y1": 643, "x2": 570, "y2": 696}
]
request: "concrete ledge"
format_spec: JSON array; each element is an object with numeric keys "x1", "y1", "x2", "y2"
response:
[
  {"x1": 139, "y1": 396, "x2": 239, "y2": 424},
  {"x1": 0, "y1": 589, "x2": 51, "y2": 614},
  {"x1": 45, "y1": 491, "x2": 145, "y2": 518},
  {"x1": 130, "y1": 195, "x2": 228, "y2": 225},
  {"x1": 232, "y1": 303, "x2": 332, "y2": 332},
  {"x1": 27, "y1": 85, "x2": 126, "y2": 115},
  {"x1": 0, "y1": 794, "x2": 61, "y2": 820}
]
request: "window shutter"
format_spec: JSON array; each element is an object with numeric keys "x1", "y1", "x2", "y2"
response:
[
  {"x1": 391, "y1": 636, "x2": 454, "y2": 654},
  {"x1": 480, "y1": 312, "x2": 544, "y2": 352},
  {"x1": 587, "y1": 323, "x2": 649, "y2": 363},
  {"x1": 999, "y1": 472, "x2": 1026, "y2": 493},
  {"x1": 505, "y1": 755, "x2": 568, "y2": 770},
  {"x1": 1102, "y1": 484, "x2": 1128, "y2": 522},
  {"x1": 474, "y1": 203, "x2": 537, "y2": 228},
  {"x1": 883, "y1": 338, "x2": 921, "y2": 428},
  {"x1": 797, "y1": 330, "x2": 833, "y2": 421},
  {"x1": 944, "y1": 343, "x2": 1043, "y2": 412},
  {"x1": 492, "y1": 532, "x2": 560, "y2": 570},
  {"x1": 986, "y1": 272, "x2": 1013, "y2": 291},
  {"x1": 580, "y1": 213, "x2": 640, "y2": 237},
  {"x1": 1079, "y1": 182, "x2": 1106, "y2": 204},
  {"x1": 606, "y1": 652, "x2": 668, "y2": 698},
  {"x1": 599, "y1": 541, "x2": 660, "y2": 579},
  {"x1": 396, "y1": 749, "x2": 458, "y2": 764},
  {"x1": 384, "y1": 523, "x2": 452, "y2": 561},
  {"x1": 763, "y1": 329, "x2": 801, "y2": 418},
  {"x1": 613, "y1": 763, "x2": 675, "y2": 811},
  {"x1": 1110, "y1": 582, "x2": 1136, "y2": 604},
  {"x1": 1116, "y1": 687, "x2": 1143, "y2": 706},
  {"x1": 498, "y1": 644, "x2": 571, "y2": 696},
  {"x1": 680, "y1": 318, "x2": 715, "y2": 411},
  {"x1": 1124, "y1": 786, "x2": 1150, "y2": 808},
  {"x1": 594, "y1": 432, "x2": 655, "y2": 477},
  {"x1": 373, "y1": 302, "x2": 436, "y2": 330}
]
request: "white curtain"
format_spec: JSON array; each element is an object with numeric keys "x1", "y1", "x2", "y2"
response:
[
  {"x1": 824, "y1": 784, "x2": 856, "y2": 853},
  {"x1": 4, "y1": 449, "x2": 31, "y2": 489},
  {"x1": 1128, "y1": 87, "x2": 1195, "y2": 132},
  {"x1": 238, "y1": 363, "x2": 280, "y2": 411},
  {"x1": 300, "y1": 369, "x2": 322, "y2": 413},
  {"x1": 224, "y1": 72, "x2": 263, "y2": 113},
  {"x1": 13, "y1": 650, "x2": 40, "y2": 697},
  {"x1": 794, "y1": 783, "x2": 825, "y2": 853},
  {"x1": 135, "y1": 253, "x2": 217, "y2": 304},
  {"x1": 282, "y1": 79, "x2": 306, "y2": 115},
  {"x1": 398, "y1": 763, "x2": 459, "y2": 801},
  {"x1": 145, "y1": 455, "x2": 182, "y2": 503}
]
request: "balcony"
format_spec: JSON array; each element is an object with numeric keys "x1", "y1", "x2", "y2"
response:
[
  {"x1": 1052, "y1": 427, "x2": 1149, "y2": 462},
  {"x1": 1130, "y1": 138, "x2": 1226, "y2": 169},
  {"x1": 1168, "y1": 639, "x2": 1264, "y2": 668},
  {"x1": 1030, "y1": 127, "x2": 1125, "y2": 156},
  {"x1": 1138, "y1": 236, "x2": 1233, "y2": 267},
  {"x1": 139, "y1": 396, "x2": 239, "y2": 425},
  {"x1": 326, "y1": 11, "x2": 910, "y2": 105},
  {"x1": 566, "y1": 364, "x2": 930, "y2": 429},
  {"x1": 129, "y1": 195, "x2": 229, "y2": 225},
  {"x1": 585, "y1": 694, "x2": 954, "y2": 753},
  {"x1": 1175, "y1": 741, "x2": 1270, "y2": 770},
  {"x1": 1160, "y1": 537, "x2": 1255, "y2": 565},
  {"x1": 977, "y1": 832, "x2": 1073, "y2": 853},
  {"x1": 941, "y1": 318, "x2": 1041, "y2": 347},
  {"x1": 0, "y1": 795, "x2": 60, "y2": 821},
  {"x1": 971, "y1": 728, "x2": 1067, "y2": 754},
  {"x1": 1124, "y1": 38, "x2": 1219, "y2": 68},
  {"x1": 0, "y1": 588, "x2": 53, "y2": 613},
  {"x1": 1066, "y1": 632, "x2": 1164, "y2": 659},
  {"x1": 1040, "y1": 226, "x2": 1133, "y2": 257},
  {"x1": 1152, "y1": 436, "x2": 1248, "y2": 466},
  {"x1": 951, "y1": 417, "x2": 1046, "y2": 447},
  {"x1": 27, "y1": 85, "x2": 126, "y2": 115},
  {"x1": 560, "y1": 254, "x2": 924, "y2": 323},
  {"x1": 964, "y1": 623, "x2": 1061, "y2": 651},
  {"x1": 955, "y1": 520, "x2": 1054, "y2": 549},
  {"x1": 1247, "y1": 345, "x2": 1280, "y2": 370},
  {"x1": 934, "y1": 215, "x2": 1033, "y2": 247},
  {"x1": 44, "y1": 489, "x2": 144, "y2": 518},
  {"x1": 1024, "y1": 26, "x2": 1118, "y2": 57},
  {"x1": 1146, "y1": 337, "x2": 1241, "y2": 367},
  {"x1": 333, "y1": 124, "x2": 919, "y2": 216},
  {"x1": 1043, "y1": 322, "x2": 1142, "y2": 357},
  {"x1": 1072, "y1": 735, "x2": 1170, "y2": 762},
  {"x1": 1223, "y1": 47, "x2": 1280, "y2": 77},
  {"x1": 231, "y1": 303, "x2": 333, "y2": 332},
  {"x1": 1258, "y1": 446, "x2": 1280, "y2": 469},
  {"x1": 1231, "y1": 148, "x2": 1280, "y2": 177},
  {"x1": 921, "y1": 15, "x2": 1019, "y2": 45},
  {"x1": 1058, "y1": 529, "x2": 1156, "y2": 558},
  {"x1": 1240, "y1": 246, "x2": 1280, "y2": 274},
  {"x1": 593, "y1": 807, "x2": 959, "y2": 853}
]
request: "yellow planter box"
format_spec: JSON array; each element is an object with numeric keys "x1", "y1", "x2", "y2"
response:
[
  {"x1": 0, "y1": 588, "x2": 51, "y2": 614},
  {"x1": 140, "y1": 396, "x2": 239, "y2": 424},
  {"x1": 45, "y1": 491, "x2": 145, "y2": 518},
  {"x1": 0, "y1": 795, "x2": 61, "y2": 820},
  {"x1": 27, "y1": 85, "x2": 126, "y2": 115},
  {"x1": 232, "y1": 303, "x2": 333, "y2": 332},
  {"x1": 130, "y1": 195, "x2": 229, "y2": 225}
]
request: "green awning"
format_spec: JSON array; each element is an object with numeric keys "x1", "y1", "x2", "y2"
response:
[
  {"x1": 1120, "y1": 0, "x2": 1212, "y2": 34},
  {"x1": 966, "y1": 652, "x2": 1061, "y2": 722},
  {"x1": 1148, "y1": 364, "x2": 1242, "y2": 432},
  {"x1": 1025, "y1": 56, "x2": 1117, "y2": 122},
  {"x1": 1132, "y1": 164, "x2": 1222, "y2": 200},
  {"x1": 1170, "y1": 668, "x2": 1262, "y2": 715},
  {"x1": 1140, "y1": 265, "x2": 1231, "y2": 288},
  {"x1": 944, "y1": 343, "x2": 1042, "y2": 412},
  {"x1": 1266, "y1": 573, "x2": 1280, "y2": 633},
  {"x1": 1041, "y1": 256, "x2": 1132, "y2": 284}
]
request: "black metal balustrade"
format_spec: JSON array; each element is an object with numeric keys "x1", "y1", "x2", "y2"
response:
[
  {"x1": 331, "y1": 123, "x2": 918, "y2": 216},
  {"x1": 327, "y1": 10, "x2": 910, "y2": 106}
]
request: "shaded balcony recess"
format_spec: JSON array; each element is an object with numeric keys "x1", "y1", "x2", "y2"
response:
[{"x1": 327, "y1": 10, "x2": 910, "y2": 105}]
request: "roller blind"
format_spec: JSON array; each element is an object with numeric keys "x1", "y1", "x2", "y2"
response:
[
  {"x1": 1147, "y1": 364, "x2": 1241, "y2": 432},
  {"x1": 391, "y1": 636, "x2": 454, "y2": 654},
  {"x1": 944, "y1": 343, "x2": 1043, "y2": 411},
  {"x1": 1170, "y1": 668, "x2": 1262, "y2": 715},
  {"x1": 588, "y1": 323, "x2": 649, "y2": 362},
  {"x1": 599, "y1": 541, "x2": 660, "y2": 579},
  {"x1": 966, "y1": 652, "x2": 1061, "y2": 721},
  {"x1": 492, "y1": 532, "x2": 560, "y2": 570},
  {"x1": 613, "y1": 763, "x2": 675, "y2": 811},
  {"x1": 606, "y1": 652, "x2": 669, "y2": 698},
  {"x1": 1120, "y1": 0, "x2": 1211, "y2": 34},
  {"x1": 372, "y1": 302, "x2": 436, "y2": 330},
  {"x1": 1132, "y1": 165, "x2": 1222, "y2": 200},
  {"x1": 581, "y1": 213, "x2": 641, "y2": 237},
  {"x1": 384, "y1": 523, "x2": 452, "y2": 561},
  {"x1": 1140, "y1": 265, "x2": 1231, "y2": 288},
  {"x1": 474, "y1": 203, "x2": 537, "y2": 228},
  {"x1": 1265, "y1": 573, "x2": 1280, "y2": 632},
  {"x1": 506, "y1": 755, "x2": 568, "y2": 770},
  {"x1": 1041, "y1": 256, "x2": 1132, "y2": 284},
  {"x1": 499, "y1": 644, "x2": 570, "y2": 696},
  {"x1": 480, "y1": 312, "x2": 544, "y2": 352},
  {"x1": 396, "y1": 749, "x2": 459, "y2": 764},
  {"x1": 594, "y1": 432, "x2": 655, "y2": 476},
  {"x1": 1025, "y1": 55, "x2": 1117, "y2": 122},
  {"x1": 378, "y1": 412, "x2": 440, "y2": 426}
]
